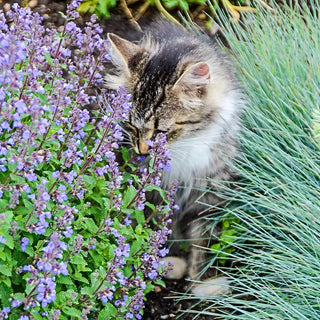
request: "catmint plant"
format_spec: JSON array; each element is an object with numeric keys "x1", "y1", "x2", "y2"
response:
[{"x1": 0, "y1": 2, "x2": 176, "y2": 319}]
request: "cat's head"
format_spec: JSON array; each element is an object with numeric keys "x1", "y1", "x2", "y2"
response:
[{"x1": 106, "y1": 32, "x2": 214, "y2": 155}]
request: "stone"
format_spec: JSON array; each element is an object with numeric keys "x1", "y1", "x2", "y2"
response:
[
  {"x1": 28, "y1": 0, "x2": 38, "y2": 9},
  {"x1": 3, "y1": 3, "x2": 11, "y2": 12}
]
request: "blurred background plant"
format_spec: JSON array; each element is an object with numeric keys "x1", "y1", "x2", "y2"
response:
[{"x1": 77, "y1": 0, "x2": 265, "y2": 25}]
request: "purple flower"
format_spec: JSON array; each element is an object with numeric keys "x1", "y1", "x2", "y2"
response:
[
  {"x1": 56, "y1": 192, "x2": 67, "y2": 203},
  {"x1": 22, "y1": 265, "x2": 31, "y2": 272},
  {"x1": 21, "y1": 237, "x2": 30, "y2": 252},
  {"x1": 100, "y1": 287, "x2": 114, "y2": 303},
  {"x1": 1, "y1": 307, "x2": 10, "y2": 318},
  {"x1": 114, "y1": 242, "x2": 130, "y2": 258},
  {"x1": 0, "y1": 146, "x2": 8, "y2": 156},
  {"x1": 11, "y1": 300, "x2": 22, "y2": 308},
  {"x1": 22, "y1": 129, "x2": 31, "y2": 140},
  {"x1": 59, "y1": 262, "x2": 69, "y2": 276},
  {"x1": 26, "y1": 173, "x2": 37, "y2": 182},
  {"x1": 52, "y1": 171, "x2": 60, "y2": 178},
  {"x1": 1, "y1": 121, "x2": 10, "y2": 131},
  {"x1": 22, "y1": 185, "x2": 31, "y2": 193},
  {"x1": 36, "y1": 277, "x2": 56, "y2": 307},
  {"x1": 15, "y1": 100, "x2": 27, "y2": 114},
  {"x1": 0, "y1": 88, "x2": 5, "y2": 101},
  {"x1": 35, "y1": 225, "x2": 46, "y2": 235},
  {"x1": 123, "y1": 214, "x2": 132, "y2": 226},
  {"x1": 65, "y1": 170, "x2": 77, "y2": 183},
  {"x1": 148, "y1": 270, "x2": 158, "y2": 280},
  {"x1": 41, "y1": 192, "x2": 50, "y2": 201},
  {"x1": 63, "y1": 226, "x2": 73, "y2": 238},
  {"x1": 0, "y1": 235, "x2": 6, "y2": 244},
  {"x1": 18, "y1": 316, "x2": 29, "y2": 320}
]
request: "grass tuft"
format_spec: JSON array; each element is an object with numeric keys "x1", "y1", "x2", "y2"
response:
[{"x1": 190, "y1": 1, "x2": 320, "y2": 319}]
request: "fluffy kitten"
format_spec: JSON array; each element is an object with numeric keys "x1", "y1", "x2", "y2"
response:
[{"x1": 105, "y1": 20, "x2": 244, "y2": 295}]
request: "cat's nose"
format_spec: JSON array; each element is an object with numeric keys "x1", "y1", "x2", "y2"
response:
[{"x1": 138, "y1": 140, "x2": 149, "y2": 154}]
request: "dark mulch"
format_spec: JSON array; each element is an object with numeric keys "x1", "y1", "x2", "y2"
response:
[{"x1": 143, "y1": 278, "x2": 218, "y2": 320}]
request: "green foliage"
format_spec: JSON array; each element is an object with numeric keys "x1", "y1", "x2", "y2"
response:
[
  {"x1": 78, "y1": 0, "x2": 118, "y2": 18},
  {"x1": 210, "y1": 218, "x2": 239, "y2": 265},
  {"x1": 78, "y1": 0, "x2": 256, "y2": 22}
]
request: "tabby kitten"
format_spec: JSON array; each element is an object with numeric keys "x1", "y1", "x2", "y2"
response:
[{"x1": 105, "y1": 20, "x2": 244, "y2": 296}]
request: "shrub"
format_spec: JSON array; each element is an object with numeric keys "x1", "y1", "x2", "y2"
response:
[{"x1": 0, "y1": 2, "x2": 177, "y2": 319}]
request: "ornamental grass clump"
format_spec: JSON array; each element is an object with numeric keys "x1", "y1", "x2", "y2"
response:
[
  {"x1": 0, "y1": 2, "x2": 177, "y2": 319},
  {"x1": 188, "y1": 1, "x2": 320, "y2": 319}
]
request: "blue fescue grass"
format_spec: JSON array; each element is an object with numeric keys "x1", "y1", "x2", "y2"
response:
[{"x1": 189, "y1": 1, "x2": 320, "y2": 319}]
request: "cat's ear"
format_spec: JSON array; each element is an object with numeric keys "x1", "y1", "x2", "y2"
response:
[
  {"x1": 174, "y1": 62, "x2": 210, "y2": 92},
  {"x1": 107, "y1": 33, "x2": 142, "y2": 66}
]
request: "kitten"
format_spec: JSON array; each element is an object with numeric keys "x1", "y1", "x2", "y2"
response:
[{"x1": 105, "y1": 20, "x2": 244, "y2": 295}]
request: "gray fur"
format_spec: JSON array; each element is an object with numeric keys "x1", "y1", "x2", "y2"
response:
[{"x1": 105, "y1": 20, "x2": 245, "y2": 281}]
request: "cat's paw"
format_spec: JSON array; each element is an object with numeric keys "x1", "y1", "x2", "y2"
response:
[
  {"x1": 160, "y1": 256, "x2": 187, "y2": 279},
  {"x1": 191, "y1": 276, "x2": 230, "y2": 297}
]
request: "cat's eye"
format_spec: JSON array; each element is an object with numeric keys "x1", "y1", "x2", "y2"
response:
[{"x1": 124, "y1": 122, "x2": 138, "y2": 135}]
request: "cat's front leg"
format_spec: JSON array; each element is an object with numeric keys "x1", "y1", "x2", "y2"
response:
[{"x1": 161, "y1": 220, "x2": 231, "y2": 296}]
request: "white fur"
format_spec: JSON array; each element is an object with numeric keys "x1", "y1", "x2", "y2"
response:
[
  {"x1": 162, "y1": 83, "x2": 242, "y2": 192},
  {"x1": 160, "y1": 256, "x2": 187, "y2": 280}
]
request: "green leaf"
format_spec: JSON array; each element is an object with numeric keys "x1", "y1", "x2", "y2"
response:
[
  {"x1": 31, "y1": 312, "x2": 43, "y2": 320},
  {"x1": 145, "y1": 185, "x2": 165, "y2": 199},
  {"x1": 56, "y1": 276, "x2": 74, "y2": 285},
  {"x1": 1, "y1": 276, "x2": 11, "y2": 288},
  {"x1": 98, "y1": 303, "x2": 118, "y2": 319},
  {"x1": 153, "y1": 278, "x2": 166, "y2": 288},
  {"x1": 87, "y1": 192, "x2": 104, "y2": 206},
  {"x1": 122, "y1": 186, "x2": 137, "y2": 207},
  {"x1": 135, "y1": 224, "x2": 143, "y2": 235},
  {"x1": 4, "y1": 235, "x2": 14, "y2": 250},
  {"x1": 145, "y1": 201, "x2": 156, "y2": 212},
  {"x1": 44, "y1": 52, "x2": 53, "y2": 65},
  {"x1": 210, "y1": 243, "x2": 221, "y2": 252},
  {"x1": 163, "y1": 0, "x2": 178, "y2": 9},
  {"x1": 13, "y1": 292, "x2": 25, "y2": 301},
  {"x1": 81, "y1": 286, "x2": 94, "y2": 296},
  {"x1": 130, "y1": 238, "x2": 144, "y2": 255},
  {"x1": 62, "y1": 306, "x2": 82, "y2": 318},
  {"x1": 0, "y1": 283, "x2": 12, "y2": 306},
  {"x1": 220, "y1": 230, "x2": 236, "y2": 243},
  {"x1": 133, "y1": 209, "x2": 145, "y2": 225},
  {"x1": 10, "y1": 174, "x2": 25, "y2": 184},
  {"x1": 83, "y1": 218, "x2": 98, "y2": 233},
  {"x1": 84, "y1": 124, "x2": 96, "y2": 132},
  {"x1": 71, "y1": 255, "x2": 88, "y2": 266},
  {"x1": 78, "y1": 0, "x2": 98, "y2": 14},
  {"x1": 178, "y1": 0, "x2": 189, "y2": 11},
  {"x1": 121, "y1": 147, "x2": 130, "y2": 162},
  {"x1": 82, "y1": 174, "x2": 97, "y2": 187},
  {"x1": 144, "y1": 281, "x2": 154, "y2": 295},
  {"x1": 73, "y1": 272, "x2": 89, "y2": 284},
  {"x1": 0, "y1": 200, "x2": 8, "y2": 210}
]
